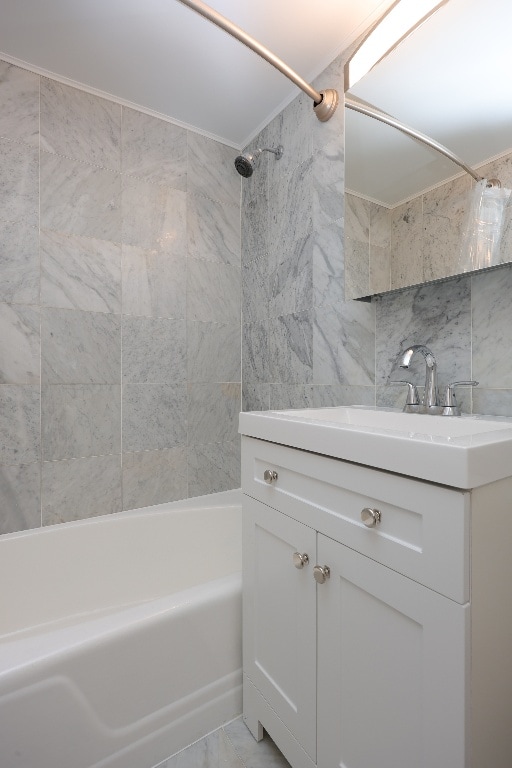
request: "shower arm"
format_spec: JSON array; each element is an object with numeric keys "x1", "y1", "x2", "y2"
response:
[
  {"x1": 175, "y1": 0, "x2": 338, "y2": 122},
  {"x1": 345, "y1": 96, "x2": 483, "y2": 183}
]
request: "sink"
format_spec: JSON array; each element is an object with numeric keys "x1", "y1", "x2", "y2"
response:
[
  {"x1": 269, "y1": 406, "x2": 512, "y2": 438},
  {"x1": 239, "y1": 406, "x2": 512, "y2": 488}
]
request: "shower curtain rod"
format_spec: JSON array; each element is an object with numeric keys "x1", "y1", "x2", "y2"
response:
[
  {"x1": 345, "y1": 96, "x2": 483, "y2": 182},
  {"x1": 176, "y1": 0, "x2": 339, "y2": 122}
]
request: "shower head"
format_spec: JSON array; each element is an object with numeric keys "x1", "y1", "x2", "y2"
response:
[{"x1": 234, "y1": 145, "x2": 283, "y2": 177}]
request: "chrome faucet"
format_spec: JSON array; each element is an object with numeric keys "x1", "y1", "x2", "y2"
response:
[{"x1": 398, "y1": 344, "x2": 441, "y2": 413}]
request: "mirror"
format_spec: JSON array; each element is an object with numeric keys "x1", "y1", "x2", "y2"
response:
[{"x1": 344, "y1": 0, "x2": 512, "y2": 299}]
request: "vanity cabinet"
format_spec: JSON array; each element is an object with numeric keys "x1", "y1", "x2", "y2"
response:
[{"x1": 241, "y1": 434, "x2": 512, "y2": 768}]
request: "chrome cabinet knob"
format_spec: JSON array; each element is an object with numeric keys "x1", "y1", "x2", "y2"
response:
[
  {"x1": 313, "y1": 565, "x2": 330, "y2": 584},
  {"x1": 293, "y1": 552, "x2": 309, "y2": 569},
  {"x1": 263, "y1": 469, "x2": 278, "y2": 484},
  {"x1": 361, "y1": 507, "x2": 381, "y2": 527}
]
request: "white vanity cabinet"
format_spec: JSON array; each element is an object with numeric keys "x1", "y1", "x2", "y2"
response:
[{"x1": 241, "y1": 434, "x2": 512, "y2": 768}]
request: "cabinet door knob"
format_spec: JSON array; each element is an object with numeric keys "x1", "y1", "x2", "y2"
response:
[
  {"x1": 293, "y1": 552, "x2": 309, "y2": 569},
  {"x1": 313, "y1": 565, "x2": 330, "y2": 584},
  {"x1": 361, "y1": 507, "x2": 382, "y2": 527},
  {"x1": 263, "y1": 469, "x2": 278, "y2": 484}
]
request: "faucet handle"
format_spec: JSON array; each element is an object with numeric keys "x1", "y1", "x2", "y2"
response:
[
  {"x1": 443, "y1": 381, "x2": 479, "y2": 416},
  {"x1": 391, "y1": 380, "x2": 420, "y2": 411}
]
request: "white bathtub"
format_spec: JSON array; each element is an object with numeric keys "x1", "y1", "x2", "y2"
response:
[{"x1": 0, "y1": 489, "x2": 243, "y2": 768}]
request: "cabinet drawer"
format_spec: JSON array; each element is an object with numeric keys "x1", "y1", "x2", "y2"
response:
[{"x1": 242, "y1": 436, "x2": 469, "y2": 603}]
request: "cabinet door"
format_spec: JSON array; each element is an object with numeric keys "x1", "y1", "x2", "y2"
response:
[
  {"x1": 317, "y1": 534, "x2": 469, "y2": 768},
  {"x1": 243, "y1": 495, "x2": 317, "y2": 761}
]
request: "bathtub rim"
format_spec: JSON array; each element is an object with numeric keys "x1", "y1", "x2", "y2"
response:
[{"x1": 1, "y1": 488, "x2": 243, "y2": 543}]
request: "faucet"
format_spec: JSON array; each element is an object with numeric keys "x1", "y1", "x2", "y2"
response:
[{"x1": 398, "y1": 344, "x2": 441, "y2": 414}]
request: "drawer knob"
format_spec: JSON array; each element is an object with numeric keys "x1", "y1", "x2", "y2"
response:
[
  {"x1": 361, "y1": 507, "x2": 382, "y2": 528},
  {"x1": 313, "y1": 565, "x2": 331, "y2": 584},
  {"x1": 263, "y1": 469, "x2": 278, "y2": 484},
  {"x1": 293, "y1": 552, "x2": 309, "y2": 569}
]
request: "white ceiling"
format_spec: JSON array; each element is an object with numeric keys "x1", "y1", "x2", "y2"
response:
[
  {"x1": 346, "y1": 0, "x2": 512, "y2": 206},
  {"x1": 0, "y1": 0, "x2": 394, "y2": 149}
]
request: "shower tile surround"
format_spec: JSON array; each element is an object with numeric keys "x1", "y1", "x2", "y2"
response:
[
  {"x1": 345, "y1": 153, "x2": 512, "y2": 297},
  {"x1": 241, "y1": 52, "x2": 512, "y2": 424},
  {"x1": 0, "y1": 60, "x2": 241, "y2": 533},
  {"x1": 3, "y1": 47, "x2": 512, "y2": 535}
]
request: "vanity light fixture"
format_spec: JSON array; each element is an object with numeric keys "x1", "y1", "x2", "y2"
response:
[{"x1": 345, "y1": 0, "x2": 447, "y2": 90}]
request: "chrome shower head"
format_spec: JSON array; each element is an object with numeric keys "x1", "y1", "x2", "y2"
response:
[{"x1": 234, "y1": 145, "x2": 283, "y2": 177}]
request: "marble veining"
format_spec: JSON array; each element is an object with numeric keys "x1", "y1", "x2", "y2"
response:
[
  {"x1": 473, "y1": 387, "x2": 512, "y2": 417},
  {"x1": 122, "y1": 447, "x2": 187, "y2": 511},
  {"x1": 41, "y1": 308, "x2": 121, "y2": 384},
  {"x1": 40, "y1": 152, "x2": 122, "y2": 242},
  {"x1": 40, "y1": 78, "x2": 121, "y2": 171},
  {"x1": 313, "y1": 302, "x2": 375, "y2": 386},
  {"x1": 472, "y1": 268, "x2": 512, "y2": 388},
  {"x1": 122, "y1": 107, "x2": 187, "y2": 190},
  {"x1": 42, "y1": 384, "x2": 121, "y2": 460},
  {"x1": 423, "y1": 175, "x2": 469, "y2": 282},
  {"x1": 269, "y1": 311, "x2": 313, "y2": 385},
  {"x1": 122, "y1": 383, "x2": 187, "y2": 453},
  {"x1": 187, "y1": 259, "x2": 241, "y2": 325},
  {"x1": 242, "y1": 322, "x2": 270, "y2": 386},
  {"x1": 122, "y1": 245, "x2": 186, "y2": 319},
  {"x1": 0, "y1": 57, "x2": 243, "y2": 532},
  {"x1": 242, "y1": 253, "x2": 271, "y2": 325},
  {"x1": 0, "y1": 61, "x2": 39, "y2": 147},
  {"x1": 345, "y1": 237, "x2": 370, "y2": 300},
  {"x1": 0, "y1": 303, "x2": 40, "y2": 384},
  {"x1": 241, "y1": 186, "x2": 269, "y2": 264},
  {"x1": 0, "y1": 138, "x2": 39, "y2": 227},
  {"x1": 0, "y1": 462, "x2": 40, "y2": 534},
  {"x1": 311, "y1": 139, "x2": 344, "y2": 230},
  {"x1": 312, "y1": 223, "x2": 344, "y2": 310},
  {"x1": 0, "y1": 385, "x2": 40, "y2": 464},
  {"x1": 122, "y1": 176, "x2": 186, "y2": 253},
  {"x1": 187, "y1": 193, "x2": 241, "y2": 266},
  {"x1": 269, "y1": 158, "x2": 313, "y2": 267},
  {"x1": 0, "y1": 219, "x2": 40, "y2": 304},
  {"x1": 188, "y1": 133, "x2": 240, "y2": 206},
  {"x1": 390, "y1": 198, "x2": 424, "y2": 290},
  {"x1": 122, "y1": 316, "x2": 186, "y2": 384},
  {"x1": 187, "y1": 321, "x2": 241, "y2": 383},
  {"x1": 375, "y1": 279, "x2": 472, "y2": 403},
  {"x1": 187, "y1": 382, "x2": 241, "y2": 446},
  {"x1": 188, "y1": 439, "x2": 241, "y2": 497},
  {"x1": 242, "y1": 382, "x2": 270, "y2": 412},
  {"x1": 41, "y1": 229, "x2": 122, "y2": 313},
  {"x1": 42, "y1": 454, "x2": 122, "y2": 525}
]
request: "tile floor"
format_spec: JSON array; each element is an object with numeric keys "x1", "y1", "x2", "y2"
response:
[{"x1": 157, "y1": 717, "x2": 291, "y2": 768}]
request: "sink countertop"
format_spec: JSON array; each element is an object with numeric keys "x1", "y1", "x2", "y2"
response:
[{"x1": 239, "y1": 406, "x2": 512, "y2": 489}]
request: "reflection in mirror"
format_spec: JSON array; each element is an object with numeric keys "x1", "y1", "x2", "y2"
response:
[{"x1": 344, "y1": 0, "x2": 512, "y2": 300}]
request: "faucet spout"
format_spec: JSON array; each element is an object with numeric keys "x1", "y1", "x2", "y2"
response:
[{"x1": 398, "y1": 344, "x2": 439, "y2": 410}]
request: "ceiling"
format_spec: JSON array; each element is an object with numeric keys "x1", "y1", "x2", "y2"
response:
[{"x1": 0, "y1": 0, "x2": 394, "y2": 149}]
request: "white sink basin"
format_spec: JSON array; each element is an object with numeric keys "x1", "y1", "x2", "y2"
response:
[
  {"x1": 271, "y1": 406, "x2": 512, "y2": 438},
  {"x1": 239, "y1": 406, "x2": 512, "y2": 488}
]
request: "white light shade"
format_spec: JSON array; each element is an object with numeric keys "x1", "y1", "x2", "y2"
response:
[{"x1": 346, "y1": 0, "x2": 446, "y2": 90}]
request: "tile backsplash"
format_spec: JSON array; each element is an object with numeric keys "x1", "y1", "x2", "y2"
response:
[
  {"x1": 241, "y1": 51, "x2": 512, "y2": 428},
  {"x1": 0, "y1": 59, "x2": 241, "y2": 534}
]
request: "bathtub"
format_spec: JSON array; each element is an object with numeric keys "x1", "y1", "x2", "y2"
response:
[{"x1": 0, "y1": 489, "x2": 243, "y2": 768}]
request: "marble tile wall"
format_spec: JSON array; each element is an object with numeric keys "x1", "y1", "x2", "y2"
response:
[
  {"x1": 241, "y1": 55, "x2": 376, "y2": 413},
  {"x1": 346, "y1": 149, "x2": 512, "y2": 297},
  {"x1": 0, "y1": 59, "x2": 241, "y2": 534},
  {"x1": 241, "y1": 52, "x2": 512, "y2": 429}
]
